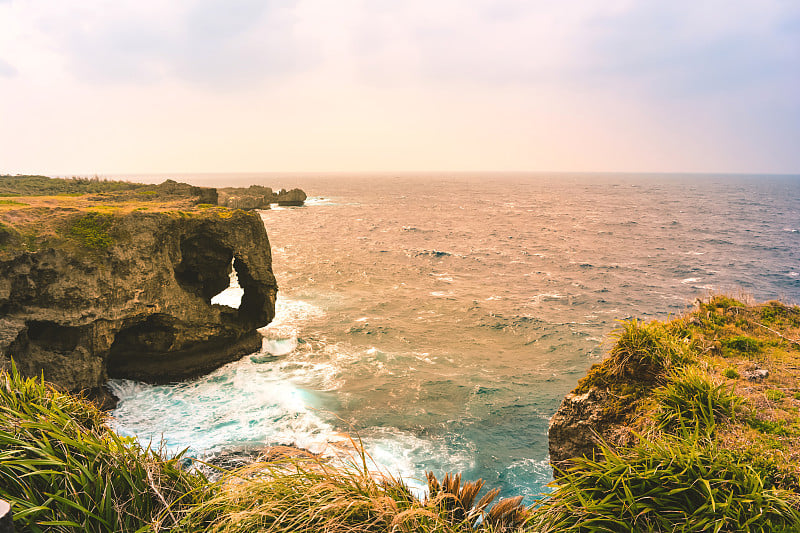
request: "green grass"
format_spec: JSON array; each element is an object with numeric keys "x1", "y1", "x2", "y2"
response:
[
  {"x1": 0, "y1": 364, "x2": 206, "y2": 532},
  {"x1": 655, "y1": 366, "x2": 745, "y2": 433},
  {"x1": 535, "y1": 436, "x2": 800, "y2": 532},
  {"x1": 0, "y1": 199, "x2": 28, "y2": 206},
  {"x1": 68, "y1": 212, "x2": 114, "y2": 250},
  {"x1": 766, "y1": 389, "x2": 786, "y2": 402},
  {"x1": 605, "y1": 319, "x2": 693, "y2": 381},
  {"x1": 723, "y1": 335, "x2": 762, "y2": 355},
  {"x1": 0, "y1": 175, "x2": 144, "y2": 196},
  {"x1": 722, "y1": 368, "x2": 740, "y2": 379}
]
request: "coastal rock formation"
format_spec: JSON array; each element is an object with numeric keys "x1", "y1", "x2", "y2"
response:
[
  {"x1": 548, "y1": 387, "x2": 635, "y2": 470},
  {"x1": 148, "y1": 179, "x2": 219, "y2": 205},
  {"x1": 0, "y1": 210, "x2": 277, "y2": 395},
  {"x1": 275, "y1": 188, "x2": 307, "y2": 206},
  {"x1": 217, "y1": 186, "x2": 273, "y2": 210},
  {"x1": 216, "y1": 186, "x2": 308, "y2": 209}
]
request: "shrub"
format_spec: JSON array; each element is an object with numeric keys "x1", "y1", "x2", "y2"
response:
[
  {"x1": 724, "y1": 335, "x2": 762, "y2": 355},
  {"x1": 708, "y1": 295, "x2": 745, "y2": 309},
  {"x1": 655, "y1": 366, "x2": 745, "y2": 433},
  {"x1": 722, "y1": 368, "x2": 740, "y2": 379},
  {"x1": 533, "y1": 436, "x2": 800, "y2": 532}
]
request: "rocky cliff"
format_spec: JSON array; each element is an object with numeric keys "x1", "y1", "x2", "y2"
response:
[
  {"x1": 0, "y1": 208, "x2": 277, "y2": 398},
  {"x1": 548, "y1": 297, "x2": 800, "y2": 488},
  {"x1": 217, "y1": 186, "x2": 307, "y2": 209}
]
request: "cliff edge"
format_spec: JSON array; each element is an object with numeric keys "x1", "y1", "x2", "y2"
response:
[
  {"x1": 548, "y1": 296, "x2": 800, "y2": 488},
  {"x1": 0, "y1": 203, "x2": 277, "y2": 396}
]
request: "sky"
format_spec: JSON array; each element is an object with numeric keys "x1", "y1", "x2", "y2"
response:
[{"x1": 0, "y1": 0, "x2": 798, "y2": 175}]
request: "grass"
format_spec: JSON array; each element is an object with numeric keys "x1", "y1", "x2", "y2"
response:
[
  {"x1": 0, "y1": 364, "x2": 206, "y2": 532},
  {"x1": 723, "y1": 335, "x2": 762, "y2": 355},
  {"x1": 722, "y1": 367, "x2": 740, "y2": 379},
  {"x1": 1, "y1": 365, "x2": 531, "y2": 532},
  {"x1": 177, "y1": 456, "x2": 529, "y2": 532},
  {"x1": 68, "y1": 212, "x2": 114, "y2": 250},
  {"x1": 535, "y1": 436, "x2": 800, "y2": 532},
  {"x1": 545, "y1": 295, "x2": 800, "y2": 531},
  {"x1": 0, "y1": 175, "x2": 144, "y2": 196},
  {"x1": 765, "y1": 389, "x2": 786, "y2": 402},
  {"x1": 655, "y1": 366, "x2": 745, "y2": 433}
]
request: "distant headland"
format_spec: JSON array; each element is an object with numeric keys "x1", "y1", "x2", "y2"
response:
[{"x1": 0, "y1": 175, "x2": 307, "y2": 406}]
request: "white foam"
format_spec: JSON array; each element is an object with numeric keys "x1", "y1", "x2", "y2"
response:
[
  {"x1": 261, "y1": 337, "x2": 297, "y2": 356},
  {"x1": 211, "y1": 261, "x2": 243, "y2": 309},
  {"x1": 360, "y1": 426, "x2": 477, "y2": 498},
  {"x1": 259, "y1": 297, "x2": 325, "y2": 340},
  {"x1": 305, "y1": 197, "x2": 333, "y2": 206},
  {"x1": 681, "y1": 277, "x2": 700, "y2": 284},
  {"x1": 109, "y1": 356, "x2": 339, "y2": 457}
]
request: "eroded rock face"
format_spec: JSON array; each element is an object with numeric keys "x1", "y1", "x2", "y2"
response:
[
  {"x1": 548, "y1": 387, "x2": 637, "y2": 472},
  {"x1": 218, "y1": 186, "x2": 274, "y2": 210},
  {"x1": 0, "y1": 210, "x2": 277, "y2": 392},
  {"x1": 275, "y1": 188, "x2": 307, "y2": 206}
]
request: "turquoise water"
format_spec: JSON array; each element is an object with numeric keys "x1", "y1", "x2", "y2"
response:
[{"x1": 109, "y1": 173, "x2": 800, "y2": 501}]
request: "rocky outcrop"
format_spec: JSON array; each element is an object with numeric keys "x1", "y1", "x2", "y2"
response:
[
  {"x1": 548, "y1": 388, "x2": 636, "y2": 471},
  {"x1": 148, "y1": 179, "x2": 218, "y2": 205},
  {"x1": 218, "y1": 186, "x2": 274, "y2": 210},
  {"x1": 0, "y1": 210, "x2": 277, "y2": 394},
  {"x1": 275, "y1": 188, "x2": 307, "y2": 206},
  {"x1": 216, "y1": 186, "x2": 307, "y2": 209}
]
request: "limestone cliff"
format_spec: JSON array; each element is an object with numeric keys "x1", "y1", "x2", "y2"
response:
[
  {"x1": 548, "y1": 297, "x2": 800, "y2": 488},
  {"x1": 217, "y1": 186, "x2": 307, "y2": 209},
  {"x1": 0, "y1": 209, "x2": 277, "y2": 395}
]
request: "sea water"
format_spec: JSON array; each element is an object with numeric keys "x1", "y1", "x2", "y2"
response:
[{"x1": 108, "y1": 173, "x2": 800, "y2": 501}]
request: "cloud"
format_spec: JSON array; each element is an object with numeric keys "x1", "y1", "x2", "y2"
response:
[
  {"x1": 347, "y1": 0, "x2": 800, "y2": 100},
  {"x1": 0, "y1": 57, "x2": 16, "y2": 77},
  {"x1": 580, "y1": 2, "x2": 800, "y2": 97},
  {"x1": 36, "y1": 0, "x2": 316, "y2": 89}
]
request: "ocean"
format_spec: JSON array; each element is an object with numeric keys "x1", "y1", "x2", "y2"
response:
[{"x1": 107, "y1": 173, "x2": 800, "y2": 502}]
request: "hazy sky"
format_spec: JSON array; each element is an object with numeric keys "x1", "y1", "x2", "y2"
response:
[{"x1": 1, "y1": 1, "x2": 798, "y2": 175}]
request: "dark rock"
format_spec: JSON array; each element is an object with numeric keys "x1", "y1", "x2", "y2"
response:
[
  {"x1": 275, "y1": 188, "x2": 307, "y2": 206},
  {"x1": 84, "y1": 385, "x2": 119, "y2": 411},
  {"x1": 743, "y1": 368, "x2": 769, "y2": 381},
  {"x1": 0, "y1": 210, "x2": 277, "y2": 391},
  {"x1": 548, "y1": 387, "x2": 636, "y2": 473}
]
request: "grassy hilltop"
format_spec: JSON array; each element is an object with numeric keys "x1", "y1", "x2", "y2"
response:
[
  {"x1": 0, "y1": 175, "x2": 228, "y2": 256},
  {"x1": 1, "y1": 295, "x2": 799, "y2": 532}
]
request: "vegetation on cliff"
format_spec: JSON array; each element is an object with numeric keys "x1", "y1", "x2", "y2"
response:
[
  {"x1": 1, "y1": 366, "x2": 530, "y2": 532},
  {"x1": 3, "y1": 296, "x2": 798, "y2": 532},
  {"x1": 0, "y1": 175, "x2": 143, "y2": 196},
  {"x1": 544, "y1": 295, "x2": 800, "y2": 531}
]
